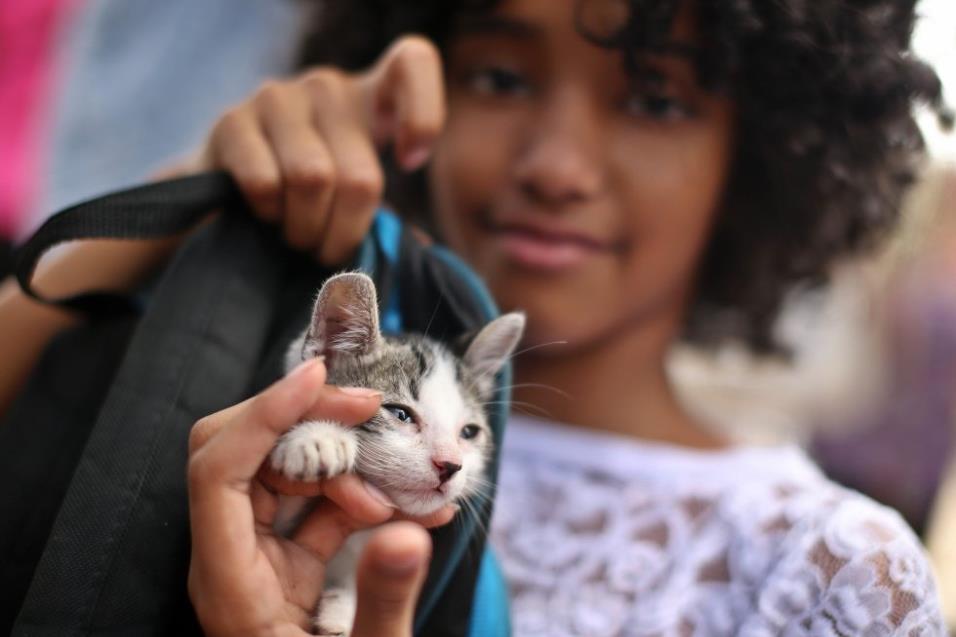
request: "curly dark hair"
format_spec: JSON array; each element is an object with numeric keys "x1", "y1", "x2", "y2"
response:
[{"x1": 299, "y1": 0, "x2": 951, "y2": 353}]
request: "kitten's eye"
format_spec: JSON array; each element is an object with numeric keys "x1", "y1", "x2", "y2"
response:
[
  {"x1": 460, "y1": 424, "x2": 482, "y2": 440},
  {"x1": 384, "y1": 404, "x2": 415, "y2": 424}
]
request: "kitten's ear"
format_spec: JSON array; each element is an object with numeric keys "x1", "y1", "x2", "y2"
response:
[
  {"x1": 303, "y1": 272, "x2": 382, "y2": 363},
  {"x1": 463, "y1": 312, "x2": 526, "y2": 380}
]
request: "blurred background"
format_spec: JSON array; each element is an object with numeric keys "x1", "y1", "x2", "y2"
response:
[
  {"x1": 1, "y1": 0, "x2": 954, "y2": 626},
  {"x1": 915, "y1": 0, "x2": 956, "y2": 161}
]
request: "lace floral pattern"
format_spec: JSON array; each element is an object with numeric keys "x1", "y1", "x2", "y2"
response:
[{"x1": 489, "y1": 417, "x2": 946, "y2": 636}]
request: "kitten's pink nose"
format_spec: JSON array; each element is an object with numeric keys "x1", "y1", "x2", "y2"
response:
[{"x1": 433, "y1": 460, "x2": 462, "y2": 484}]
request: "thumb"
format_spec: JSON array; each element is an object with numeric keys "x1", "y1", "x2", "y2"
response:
[{"x1": 351, "y1": 522, "x2": 431, "y2": 637}]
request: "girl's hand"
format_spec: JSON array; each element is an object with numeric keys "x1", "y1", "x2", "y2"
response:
[
  {"x1": 196, "y1": 36, "x2": 445, "y2": 264},
  {"x1": 186, "y1": 359, "x2": 450, "y2": 636}
]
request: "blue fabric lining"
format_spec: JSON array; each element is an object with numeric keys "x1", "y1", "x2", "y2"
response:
[
  {"x1": 374, "y1": 209, "x2": 402, "y2": 263},
  {"x1": 468, "y1": 549, "x2": 512, "y2": 637},
  {"x1": 374, "y1": 209, "x2": 403, "y2": 333}
]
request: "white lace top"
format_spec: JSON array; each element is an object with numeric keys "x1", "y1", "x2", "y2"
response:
[{"x1": 489, "y1": 416, "x2": 946, "y2": 636}]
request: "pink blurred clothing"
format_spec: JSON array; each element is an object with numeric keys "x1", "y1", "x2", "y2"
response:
[{"x1": 0, "y1": 0, "x2": 77, "y2": 239}]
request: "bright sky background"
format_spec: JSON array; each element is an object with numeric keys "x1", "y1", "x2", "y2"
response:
[{"x1": 914, "y1": 0, "x2": 956, "y2": 160}]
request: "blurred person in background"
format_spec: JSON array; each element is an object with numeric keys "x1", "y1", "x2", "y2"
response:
[
  {"x1": 812, "y1": 165, "x2": 956, "y2": 535},
  {"x1": 0, "y1": 0, "x2": 78, "y2": 274},
  {"x1": 0, "y1": 0, "x2": 310, "y2": 274},
  {"x1": 917, "y1": 167, "x2": 956, "y2": 628}
]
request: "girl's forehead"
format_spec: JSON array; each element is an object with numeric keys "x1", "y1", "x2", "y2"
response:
[
  {"x1": 451, "y1": 0, "x2": 698, "y2": 48},
  {"x1": 447, "y1": 0, "x2": 704, "y2": 94}
]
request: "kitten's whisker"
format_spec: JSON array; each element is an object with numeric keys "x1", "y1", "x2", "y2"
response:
[
  {"x1": 510, "y1": 407, "x2": 540, "y2": 419},
  {"x1": 468, "y1": 484, "x2": 494, "y2": 505},
  {"x1": 507, "y1": 340, "x2": 568, "y2": 360},
  {"x1": 462, "y1": 341, "x2": 568, "y2": 396},
  {"x1": 480, "y1": 399, "x2": 553, "y2": 419},
  {"x1": 422, "y1": 299, "x2": 442, "y2": 342},
  {"x1": 460, "y1": 496, "x2": 489, "y2": 538},
  {"x1": 499, "y1": 382, "x2": 573, "y2": 399}
]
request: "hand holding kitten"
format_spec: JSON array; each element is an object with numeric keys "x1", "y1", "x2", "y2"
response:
[{"x1": 186, "y1": 358, "x2": 448, "y2": 637}]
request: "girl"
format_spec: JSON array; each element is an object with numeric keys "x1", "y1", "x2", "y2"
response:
[{"x1": 3, "y1": 0, "x2": 950, "y2": 634}]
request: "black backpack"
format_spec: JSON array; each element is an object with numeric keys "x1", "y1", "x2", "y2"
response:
[{"x1": 0, "y1": 173, "x2": 511, "y2": 636}]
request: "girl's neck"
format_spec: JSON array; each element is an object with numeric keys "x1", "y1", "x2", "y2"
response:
[{"x1": 512, "y1": 320, "x2": 727, "y2": 450}]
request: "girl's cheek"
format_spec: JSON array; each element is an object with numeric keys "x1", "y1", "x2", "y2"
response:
[{"x1": 430, "y1": 108, "x2": 517, "y2": 229}]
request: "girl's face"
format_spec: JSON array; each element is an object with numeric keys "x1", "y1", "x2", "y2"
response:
[{"x1": 430, "y1": 0, "x2": 735, "y2": 351}]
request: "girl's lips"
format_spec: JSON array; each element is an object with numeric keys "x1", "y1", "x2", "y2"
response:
[{"x1": 494, "y1": 226, "x2": 609, "y2": 272}]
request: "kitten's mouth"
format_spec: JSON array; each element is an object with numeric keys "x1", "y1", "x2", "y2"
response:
[
  {"x1": 389, "y1": 487, "x2": 456, "y2": 517},
  {"x1": 409, "y1": 483, "x2": 457, "y2": 502},
  {"x1": 408, "y1": 485, "x2": 450, "y2": 499}
]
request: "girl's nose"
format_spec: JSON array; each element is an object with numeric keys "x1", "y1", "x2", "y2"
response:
[{"x1": 513, "y1": 89, "x2": 604, "y2": 206}]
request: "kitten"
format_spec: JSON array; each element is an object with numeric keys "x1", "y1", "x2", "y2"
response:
[{"x1": 269, "y1": 272, "x2": 525, "y2": 636}]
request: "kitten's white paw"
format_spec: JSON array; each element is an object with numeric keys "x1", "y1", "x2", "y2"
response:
[
  {"x1": 270, "y1": 421, "x2": 357, "y2": 481},
  {"x1": 314, "y1": 587, "x2": 356, "y2": 637}
]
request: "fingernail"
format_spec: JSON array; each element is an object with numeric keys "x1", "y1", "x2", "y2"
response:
[
  {"x1": 402, "y1": 146, "x2": 431, "y2": 171},
  {"x1": 339, "y1": 386, "x2": 383, "y2": 399},
  {"x1": 289, "y1": 357, "x2": 322, "y2": 378},
  {"x1": 364, "y1": 482, "x2": 397, "y2": 509}
]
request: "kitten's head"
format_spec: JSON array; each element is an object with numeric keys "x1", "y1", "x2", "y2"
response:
[{"x1": 290, "y1": 272, "x2": 525, "y2": 516}]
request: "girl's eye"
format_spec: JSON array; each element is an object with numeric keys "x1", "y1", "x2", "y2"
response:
[
  {"x1": 624, "y1": 92, "x2": 694, "y2": 121},
  {"x1": 384, "y1": 404, "x2": 415, "y2": 424},
  {"x1": 460, "y1": 424, "x2": 482, "y2": 440},
  {"x1": 466, "y1": 66, "x2": 532, "y2": 98}
]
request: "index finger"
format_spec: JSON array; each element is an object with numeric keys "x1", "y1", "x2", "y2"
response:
[
  {"x1": 188, "y1": 360, "x2": 381, "y2": 489},
  {"x1": 359, "y1": 36, "x2": 446, "y2": 171}
]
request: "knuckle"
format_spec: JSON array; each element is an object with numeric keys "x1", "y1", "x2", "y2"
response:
[
  {"x1": 241, "y1": 173, "x2": 281, "y2": 200},
  {"x1": 213, "y1": 107, "x2": 246, "y2": 137},
  {"x1": 188, "y1": 418, "x2": 213, "y2": 454},
  {"x1": 303, "y1": 68, "x2": 348, "y2": 101},
  {"x1": 186, "y1": 452, "x2": 214, "y2": 488},
  {"x1": 285, "y1": 159, "x2": 336, "y2": 190},
  {"x1": 338, "y1": 166, "x2": 384, "y2": 204},
  {"x1": 254, "y1": 80, "x2": 287, "y2": 107}
]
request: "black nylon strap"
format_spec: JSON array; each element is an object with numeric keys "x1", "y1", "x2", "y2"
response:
[{"x1": 14, "y1": 172, "x2": 242, "y2": 314}]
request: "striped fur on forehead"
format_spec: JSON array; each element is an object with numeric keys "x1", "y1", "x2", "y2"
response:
[{"x1": 324, "y1": 334, "x2": 488, "y2": 407}]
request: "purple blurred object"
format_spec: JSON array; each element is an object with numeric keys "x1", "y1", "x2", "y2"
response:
[{"x1": 812, "y1": 270, "x2": 956, "y2": 534}]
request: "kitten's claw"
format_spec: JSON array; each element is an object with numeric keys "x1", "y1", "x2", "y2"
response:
[
  {"x1": 270, "y1": 421, "x2": 357, "y2": 481},
  {"x1": 314, "y1": 587, "x2": 356, "y2": 637}
]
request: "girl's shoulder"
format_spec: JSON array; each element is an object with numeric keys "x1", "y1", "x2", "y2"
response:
[
  {"x1": 495, "y1": 416, "x2": 946, "y2": 634},
  {"x1": 731, "y1": 477, "x2": 946, "y2": 635},
  {"x1": 694, "y1": 445, "x2": 946, "y2": 635}
]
